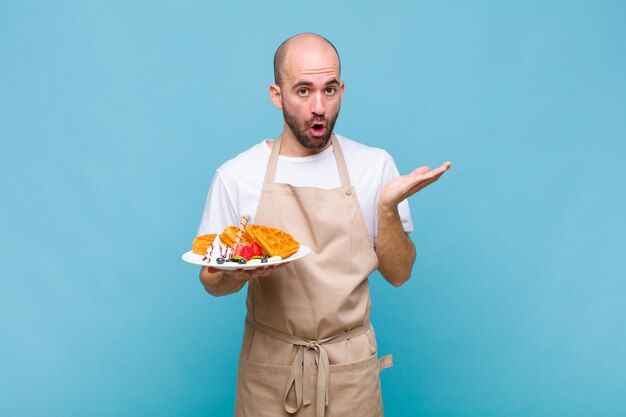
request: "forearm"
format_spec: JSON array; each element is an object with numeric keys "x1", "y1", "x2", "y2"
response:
[
  {"x1": 375, "y1": 203, "x2": 416, "y2": 286},
  {"x1": 199, "y1": 267, "x2": 247, "y2": 296}
]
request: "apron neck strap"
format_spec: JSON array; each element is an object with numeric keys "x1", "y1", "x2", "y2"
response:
[
  {"x1": 264, "y1": 134, "x2": 352, "y2": 191},
  {"x1": 264, "y1": 135, "x2": 282, "y2": 184}
]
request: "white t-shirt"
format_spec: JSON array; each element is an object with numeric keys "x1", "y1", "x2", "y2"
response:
[{"x1": 197, "y1": 134, "x2": 413, "y2": 247}]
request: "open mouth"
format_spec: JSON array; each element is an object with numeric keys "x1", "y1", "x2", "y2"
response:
[{"x1": 311, "y1": 123, "x2": 326, "y2": 136}]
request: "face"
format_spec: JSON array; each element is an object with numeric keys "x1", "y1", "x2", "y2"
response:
[
  {"x1": 270, "y1": 40, "x2": 344, "y2": 152},
  {"x1": 282, "y1": 86, "x2": 341, "y2": 150}
]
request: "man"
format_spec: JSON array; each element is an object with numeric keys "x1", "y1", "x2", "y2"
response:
[{"x1": 197, "y1": 33, "x2": 451, "y2": 417}]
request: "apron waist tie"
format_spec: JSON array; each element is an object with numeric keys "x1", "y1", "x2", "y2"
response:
[{"x1": 246, "y1": 314, "x2": 370, "y2": 417}]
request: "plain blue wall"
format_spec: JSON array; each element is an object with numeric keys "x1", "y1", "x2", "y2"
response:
[{"x1": 1, "y1": 1, "x2": 625, "y2": 416}]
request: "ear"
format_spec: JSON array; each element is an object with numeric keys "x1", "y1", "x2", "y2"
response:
[
  {"x1": 269, "y1": 83, "x2": 283, "y2": 110},
  {"x1": 339, "y1": 81, "x2": 345, "y2": 100}
]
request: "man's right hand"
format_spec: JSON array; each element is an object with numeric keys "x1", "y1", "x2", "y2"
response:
[{"x1": 199, "y1": 264, "x2": 285, "y2": 296}]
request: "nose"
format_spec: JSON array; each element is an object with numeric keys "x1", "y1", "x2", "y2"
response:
[{"x1": 310, "y1": 92, "x2": 326, "y2": 116}]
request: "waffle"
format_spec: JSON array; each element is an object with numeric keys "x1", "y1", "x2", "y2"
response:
[
  {"x1": 246, "y1": 224, "x2": 300, "y2": 259},
  {"x1": 219, "y1": 225, "x2": 254, "y2": 249},
  {"x1": 192, "y1": 234, "x2": 217, "y2": 255}
]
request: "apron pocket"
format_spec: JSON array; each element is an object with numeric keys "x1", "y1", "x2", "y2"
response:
[
  {"x1": 235, "y1": 358, "x2": 292, "y2": 417},
  {"x1": 326, "y1": 352, "x2": 384, "y2": 417}
]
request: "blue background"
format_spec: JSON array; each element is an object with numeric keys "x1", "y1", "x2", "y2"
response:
[{"x1": 1, "y1": 1, "x2": 625, "y2": 416}]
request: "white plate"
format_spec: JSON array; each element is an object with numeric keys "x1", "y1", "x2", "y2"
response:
[{"x1": 181, "y1": 245, "x2": 311, "y2": 270}]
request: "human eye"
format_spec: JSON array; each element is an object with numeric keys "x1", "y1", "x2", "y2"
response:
[
  {"x1": 325, "y1": 86, "x2": 337, "y2": 95},
  {"x1": 297, "y1": 88, "x2": 309, "y2": 97}
]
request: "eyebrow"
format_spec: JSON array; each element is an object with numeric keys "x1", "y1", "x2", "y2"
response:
[{"x1": 293, "y1": 78, "x2": 340, "y2": 88}]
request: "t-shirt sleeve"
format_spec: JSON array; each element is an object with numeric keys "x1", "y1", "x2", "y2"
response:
[
  {"x1": 197, "y1": 172, "x2": 239, "y2": 236},
  {"x1": 380, "y1": 152, "x2": 414, "y2": 235}
]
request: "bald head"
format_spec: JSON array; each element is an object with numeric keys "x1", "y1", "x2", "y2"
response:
[{"x1": 273, "y1": 33, "x2": 341, "y2": 86}]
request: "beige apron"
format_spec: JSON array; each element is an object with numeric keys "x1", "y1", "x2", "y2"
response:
[{"x1": 234, "y1": 135, "x2": 392, "y2": 417}]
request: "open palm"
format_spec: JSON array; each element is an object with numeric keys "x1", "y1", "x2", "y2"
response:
[{"x1": 379, "y1": 162, "x2": 452, "y2": 209}]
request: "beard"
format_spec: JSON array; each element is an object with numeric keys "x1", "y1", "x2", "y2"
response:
[{"x1": 282, "y1": 104, "x2": 340, "y2": 150}]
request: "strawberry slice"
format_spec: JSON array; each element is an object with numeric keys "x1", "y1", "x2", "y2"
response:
[
  {"x1": 251, "y1": 242, "x2": 263, "y2": 258},
  {"x1": 240, "y1": 245, "x2": 255, "y2": 260}
]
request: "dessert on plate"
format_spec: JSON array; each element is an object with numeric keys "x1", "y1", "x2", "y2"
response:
[
  {"x1": 246, "y1": 224, "x2": 300, "y2": 259},
  {"x1": 190, "y1": 217, "x2": 301, "y2": 266},
  {"x1": 192, "y1": 234, "x2": 217, "y2": 255}
]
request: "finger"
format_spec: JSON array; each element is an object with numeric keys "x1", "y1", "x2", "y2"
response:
[
  {"x1": 230, "y1": 269, "x2": 251, "y2": 282},
  {"x1": 248, "y1": 270, "x2": 263, "y2": 279},
  {"x1": 406, "y1": 170, "x2": 447, "y2": 195},
  {"x1": 405, "y1": 166, "x2": 448, "y2": 192},
  {"x1": 419, "y1": 165, "x2": 449, "y2": 183},
  {"x1": 414, "y1": 162, "x2": 450, "y2": 180},
  {"x1": 430, "y1": 163, "x2": 451, "y2": 177},
  {"x1": 410, "y1": 166, "x2": 430, "y2": 176},
  {"x1": 410, "y1": 169, "x2": 440, "y2": 185},
  {"x1": 423, "y1": 168, "x2": 448, "y2": 184},
  {"x1": 248, "y1": 264, "x2": 278, "y2": 278},
  {"x1": 254, "y1": 266, "x2": 274, "y2": 277},
  {"x1": 410, "y1": 162, "x2": 450, "y2": 178}
]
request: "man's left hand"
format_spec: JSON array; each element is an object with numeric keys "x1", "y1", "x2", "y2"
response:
[
  {"x1": 375, "y1": 161, "x2": 451, "y2": 286},
  {"x1": 378, "y1": 161, "x2": 452, "y2": 209}
]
